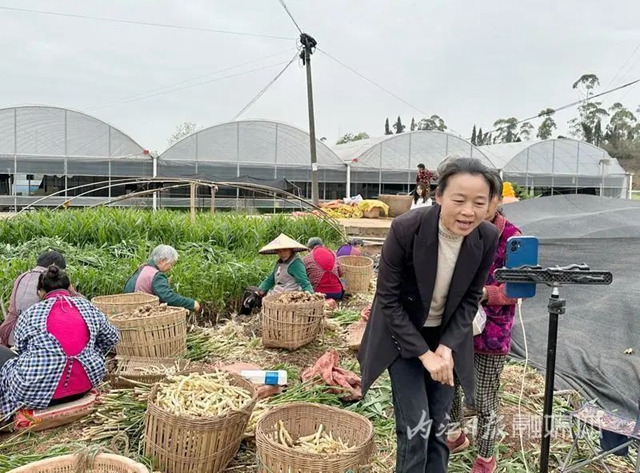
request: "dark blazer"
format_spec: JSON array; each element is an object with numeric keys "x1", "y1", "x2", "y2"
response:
[{"x1": 358, "y1": 204, "x2": 499, "y2": 405}]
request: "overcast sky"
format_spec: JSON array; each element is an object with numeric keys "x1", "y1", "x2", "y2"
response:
[{"x1": 1, "y1": 0, "x2": 640, "y2": 152}]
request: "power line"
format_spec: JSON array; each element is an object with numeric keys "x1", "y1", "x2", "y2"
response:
[
  {"x1": 87, "y1": 60, "x2": 292, "y2": 112},
  {"x1": 0, "y1": 5, "x2": 293, "y2": 41},
  {"x1": 87, "y1": 48, "x2": 295, "y2": 111},
  {"x1": 474, "y1": 76, "x2": 640, "y2": 141},
  {"x1": 605, "y1": 41, "x2": 640, "y2": 91},
  {"x1": 232, "y1": 51, "x2": 299, "y2": 120},
  {"x1": 277, "y1": 0, "x2": 303, "y2": 34},
  {"x1": 317, "y1": 47, "x2": 429, "y2": 117},
  {"x1": 318, "y1": 47, "x2": 466, "y2": 137}
]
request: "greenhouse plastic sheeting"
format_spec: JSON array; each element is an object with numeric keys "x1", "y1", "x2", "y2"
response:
[
  {"x1": 503, "y1": 194, "x2": 640, "y2": 419},
  {"x1": 331, "y1": 131, "x2": 495, "y2": 171},
  {"x1": 160, "y1": 120, "x2": 345, "y2": 169}
]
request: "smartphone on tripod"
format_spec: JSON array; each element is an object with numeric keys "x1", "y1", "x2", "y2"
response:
[{"x1": 505, "y1": 236, "x2": 539, "y2": 298}]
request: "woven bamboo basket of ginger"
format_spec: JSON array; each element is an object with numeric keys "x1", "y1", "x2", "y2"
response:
[
  {"x1": 143, "y1": 370, "x2": 257, "y2": 473},
  {"x1": 261, "y1": 291, "x2": 325, "y2": 350},
  {"x1": 256, "y1": 402, "x2": 375, "y2": 472},
  {"x1": 109, "y1": 303, "x2": 188, "y2": 358}
]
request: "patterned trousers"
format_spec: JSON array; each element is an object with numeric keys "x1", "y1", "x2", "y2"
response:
[{"x1": 451, "y1": 353, "x2": 507, "y2": 459}]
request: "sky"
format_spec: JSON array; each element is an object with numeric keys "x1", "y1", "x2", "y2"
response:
[{"x1": 1, "y1": 0, "x2": 640, "y2": 153}]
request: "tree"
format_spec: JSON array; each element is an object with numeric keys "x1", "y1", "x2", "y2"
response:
[
  {"x1": 393, "y1": 116, "x2": 405, "y2": 134},
  {"x1": 569, "y1": 101, "x2": 609, "y2": 143},
  {"x1": 493, "y1": 117, "x2": 519, "y2": 143},
  {"x1": 336, "y1": 132, "x2": 370, "y2": 145},
  {"x1": 471, "y1": 125, "x2": 477, "y2": 145},
  {"x1": 384, "y1": 118, "x2": 392, "y2": 135},
  {"x1": 572, "y1": 74, "x2": 600, "y2": 98},
  {"x1": 606, "y1": 102, "x2": 637, "y2": 145},
  {"x1": 410, "y1": 117, "x2": 416, "y2": 132},
  {"x1": 418, "y1": 114, "x2": 447, "y2": 131},
  {"x1": 167, "y1": 122, "x2": 202, "y2": 146},
  {"x1": 568, "y1": 74, "x2": 609, "y2": 143},
  {"x1": 519, "y1": 122, "x2": 534, "y2": 141},
  {"x1": 536, "y1": 108, "x2": 557, "y2": 140},
  {"x1": 477, "y1": 128, "x2": 484, "y2": 146}
]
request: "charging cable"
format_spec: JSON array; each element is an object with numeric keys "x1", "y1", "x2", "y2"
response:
[{"x1": 516, "y1": 297, "x2": 531, "y2": 472}]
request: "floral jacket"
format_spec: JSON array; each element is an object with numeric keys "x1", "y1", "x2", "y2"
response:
[{"x1": 474, "y1": 213, "x2": 522, "y2": 355}]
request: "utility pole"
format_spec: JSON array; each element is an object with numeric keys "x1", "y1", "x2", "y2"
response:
[{"x1": 300, "y1": 33, "x2": 320, "y2": 205}]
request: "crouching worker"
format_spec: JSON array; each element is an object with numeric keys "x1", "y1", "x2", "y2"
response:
[
  {"x1": 303, "y1": 237, "x2": 344, "y2": 300},
  {"x1": 0, "y1": 250, "x2": 82, "y2": 348},
  {"x1": 0, "y1": 265, "x2": 119, "y2": 422},
  {"x1": 124, "y1": 244, "x2": 201, "y2": 313},
  {"x1": 240, "y1": 234, "x2": 313, "y2": 315}
]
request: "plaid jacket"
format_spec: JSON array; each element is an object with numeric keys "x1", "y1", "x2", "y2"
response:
[{"x1": 0, "y1": 295, "x2": 118, "y2": 419}]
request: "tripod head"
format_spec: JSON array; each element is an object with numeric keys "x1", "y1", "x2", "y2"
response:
[{"x1": 494, "y1": 263, "x2": 613, "y2": 288}]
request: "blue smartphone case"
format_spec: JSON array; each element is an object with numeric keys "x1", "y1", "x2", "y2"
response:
[{"x1": 505, "y1": 236, "x2": 539, "y2": 298}]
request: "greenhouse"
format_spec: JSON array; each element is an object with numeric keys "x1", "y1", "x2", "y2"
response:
[
  {"x1": 330, "y1": 131, "x2": 495, "y2": 197},
  {"x1": 482, "y1": 139, "x2": 631, "y2": 198},
  {"x1": 157, "y1": 120, "x2": 348, "y2": 202},
  {"x1": 0, "y1": 105, "x2": 152, "y2": 209},
  {"x1": 0, "y1": 107, "x2": 632, "y2": 209}
]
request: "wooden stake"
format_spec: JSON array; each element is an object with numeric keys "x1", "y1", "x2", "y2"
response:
[
  {"x1": 210, "y1": 186, "x2": 216, "y2": 214},
  {"x1": 190, "y1": 182, "x2": 196, "y2": 223}
]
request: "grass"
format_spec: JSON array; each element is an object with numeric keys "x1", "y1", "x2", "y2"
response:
[
  {"x1": 0, "y1": 209, "x2": 635, "y2": 472},
  {"x1": 0, "y1": 209, "x2": 345, "y2": 318}
]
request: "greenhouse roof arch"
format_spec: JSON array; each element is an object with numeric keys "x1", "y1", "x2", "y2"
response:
[
  {"x1": 159, "y1": 119, "x2": 345, "y2": 169},
  {"x1": 483, "y1": 139, "x2": 627, "y2": 176},
  {"x1": 331, "y1": 131, "x2": 497, "y2": 171},
  {"x1": 0, "y1": 105, "x2": 147, "y2": 159}
]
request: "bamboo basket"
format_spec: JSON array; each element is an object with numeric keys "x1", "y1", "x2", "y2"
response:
[
  {"x1": 255, "y1": 403, "x2": 375, "y2": 473},
  {"x1": 261, "y1": 294, "x2": 325, "y2": 350},
  {"x1": 338, "y1": 256, "x2": 374, "y2": 295},
  {"x1": 143, "y1": 370, "x2": 257, "y2": 473},
  {"x1": 91, "y1": 292, "x2": 159, "y2": 317},
  {"x1": 107, "y1": 356, "x2": 190, "y2": 388},
  {"x1": 6, "y1": 453, "x2": 149, "y2": 473},
  {"x1": 111, "y1": 307, "x2": 188, "y2": 358}
]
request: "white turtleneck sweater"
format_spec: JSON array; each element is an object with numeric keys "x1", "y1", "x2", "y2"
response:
[{"x1": 424, "y1": 220, "x2": 464, "y2": 327}]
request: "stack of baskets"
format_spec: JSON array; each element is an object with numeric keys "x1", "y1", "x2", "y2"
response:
[
  {"x1": 338, "y1": 256, "x2": 374, "y2": 295},
  {"x1": 6, "y1": 453, "x2": 149, "y2": 473},
  {"x1": 256, "y1": 402, "x2": 375, "y2": 472},
  {"x1": 143, "y1": 370, "x2": 257, "y2": 473},
  {"x1": 93, "y1": 292, "x2": 190, "y2": 390},
  {"x1": 261, "y1": 294, "x2": 325, "y2": 350},
  {"x1": 92, "y1": 293, "x2": 188, "y2": 358}
]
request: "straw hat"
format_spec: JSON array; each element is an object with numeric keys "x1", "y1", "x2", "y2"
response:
[{"x1": 259, "y1": 233, "x2": 308, "y2": 255}]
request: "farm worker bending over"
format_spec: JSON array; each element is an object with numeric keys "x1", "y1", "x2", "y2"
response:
[
  {"x1": 0, "y1": 251, "x2": 82, "y2": 348},
  {"x1": 124, "y1": 245, "x2": 201, "y2": 313},
  {"x1": 303, "y1": 237, "x2": 344, "y2": 300},
  {"x1": 0, "y1": 264, "x2": 118, "y2": 422},
  {"x1": 257, "y1": 233, "x2": 313, "y2": 296},
  {"x1": 336, "y1": 238, "x2": 364, "y2": 258}
]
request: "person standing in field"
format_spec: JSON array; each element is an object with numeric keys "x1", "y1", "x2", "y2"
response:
[
  {"x1": 447, "y1": 173, "x2": 522, "y2": 473},
  {"x1": 124, "y1": 245, "x2": 201, "y2": 313},
  {"x1": 358, "y1": 158, "x2": 500, "y2": 473}
]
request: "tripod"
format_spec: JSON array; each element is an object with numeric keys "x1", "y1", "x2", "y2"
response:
[{"x1": 494, "y1": 263, "x2": 613, "y2": 473}]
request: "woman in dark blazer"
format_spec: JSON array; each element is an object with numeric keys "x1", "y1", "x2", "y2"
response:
[{"x1": 358, "y1": 158, "x2": 500, "y2": 473}]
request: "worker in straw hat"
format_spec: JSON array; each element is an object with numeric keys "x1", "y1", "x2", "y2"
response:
[{"x1": 239, "y1": 234, "x2": 313, "y2": 315}]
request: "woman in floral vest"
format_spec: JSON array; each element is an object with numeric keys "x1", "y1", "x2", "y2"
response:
[{"x1": 447, "y1": 174, "x2": 522, "y2": 473}]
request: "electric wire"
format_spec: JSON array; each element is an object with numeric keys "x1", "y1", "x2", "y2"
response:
[
  {"x1": 277, "y1": 0, "x2": 303, "y2": 34},
  {"x1": 87, "y1": 60, "x2": 292, "y2": 112},
  {"x1": 0, "y1": 5, "x2": 293, "y2": 40},
  {"x1": 86, "y1": 48, "x2": 296, "y2": 112},
  {"x1": 231, "y1": 51, "x2": 299, "y2": 120},
  {"x1": 516, "y1": 299, "x2": 532, "y2": 472}
]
